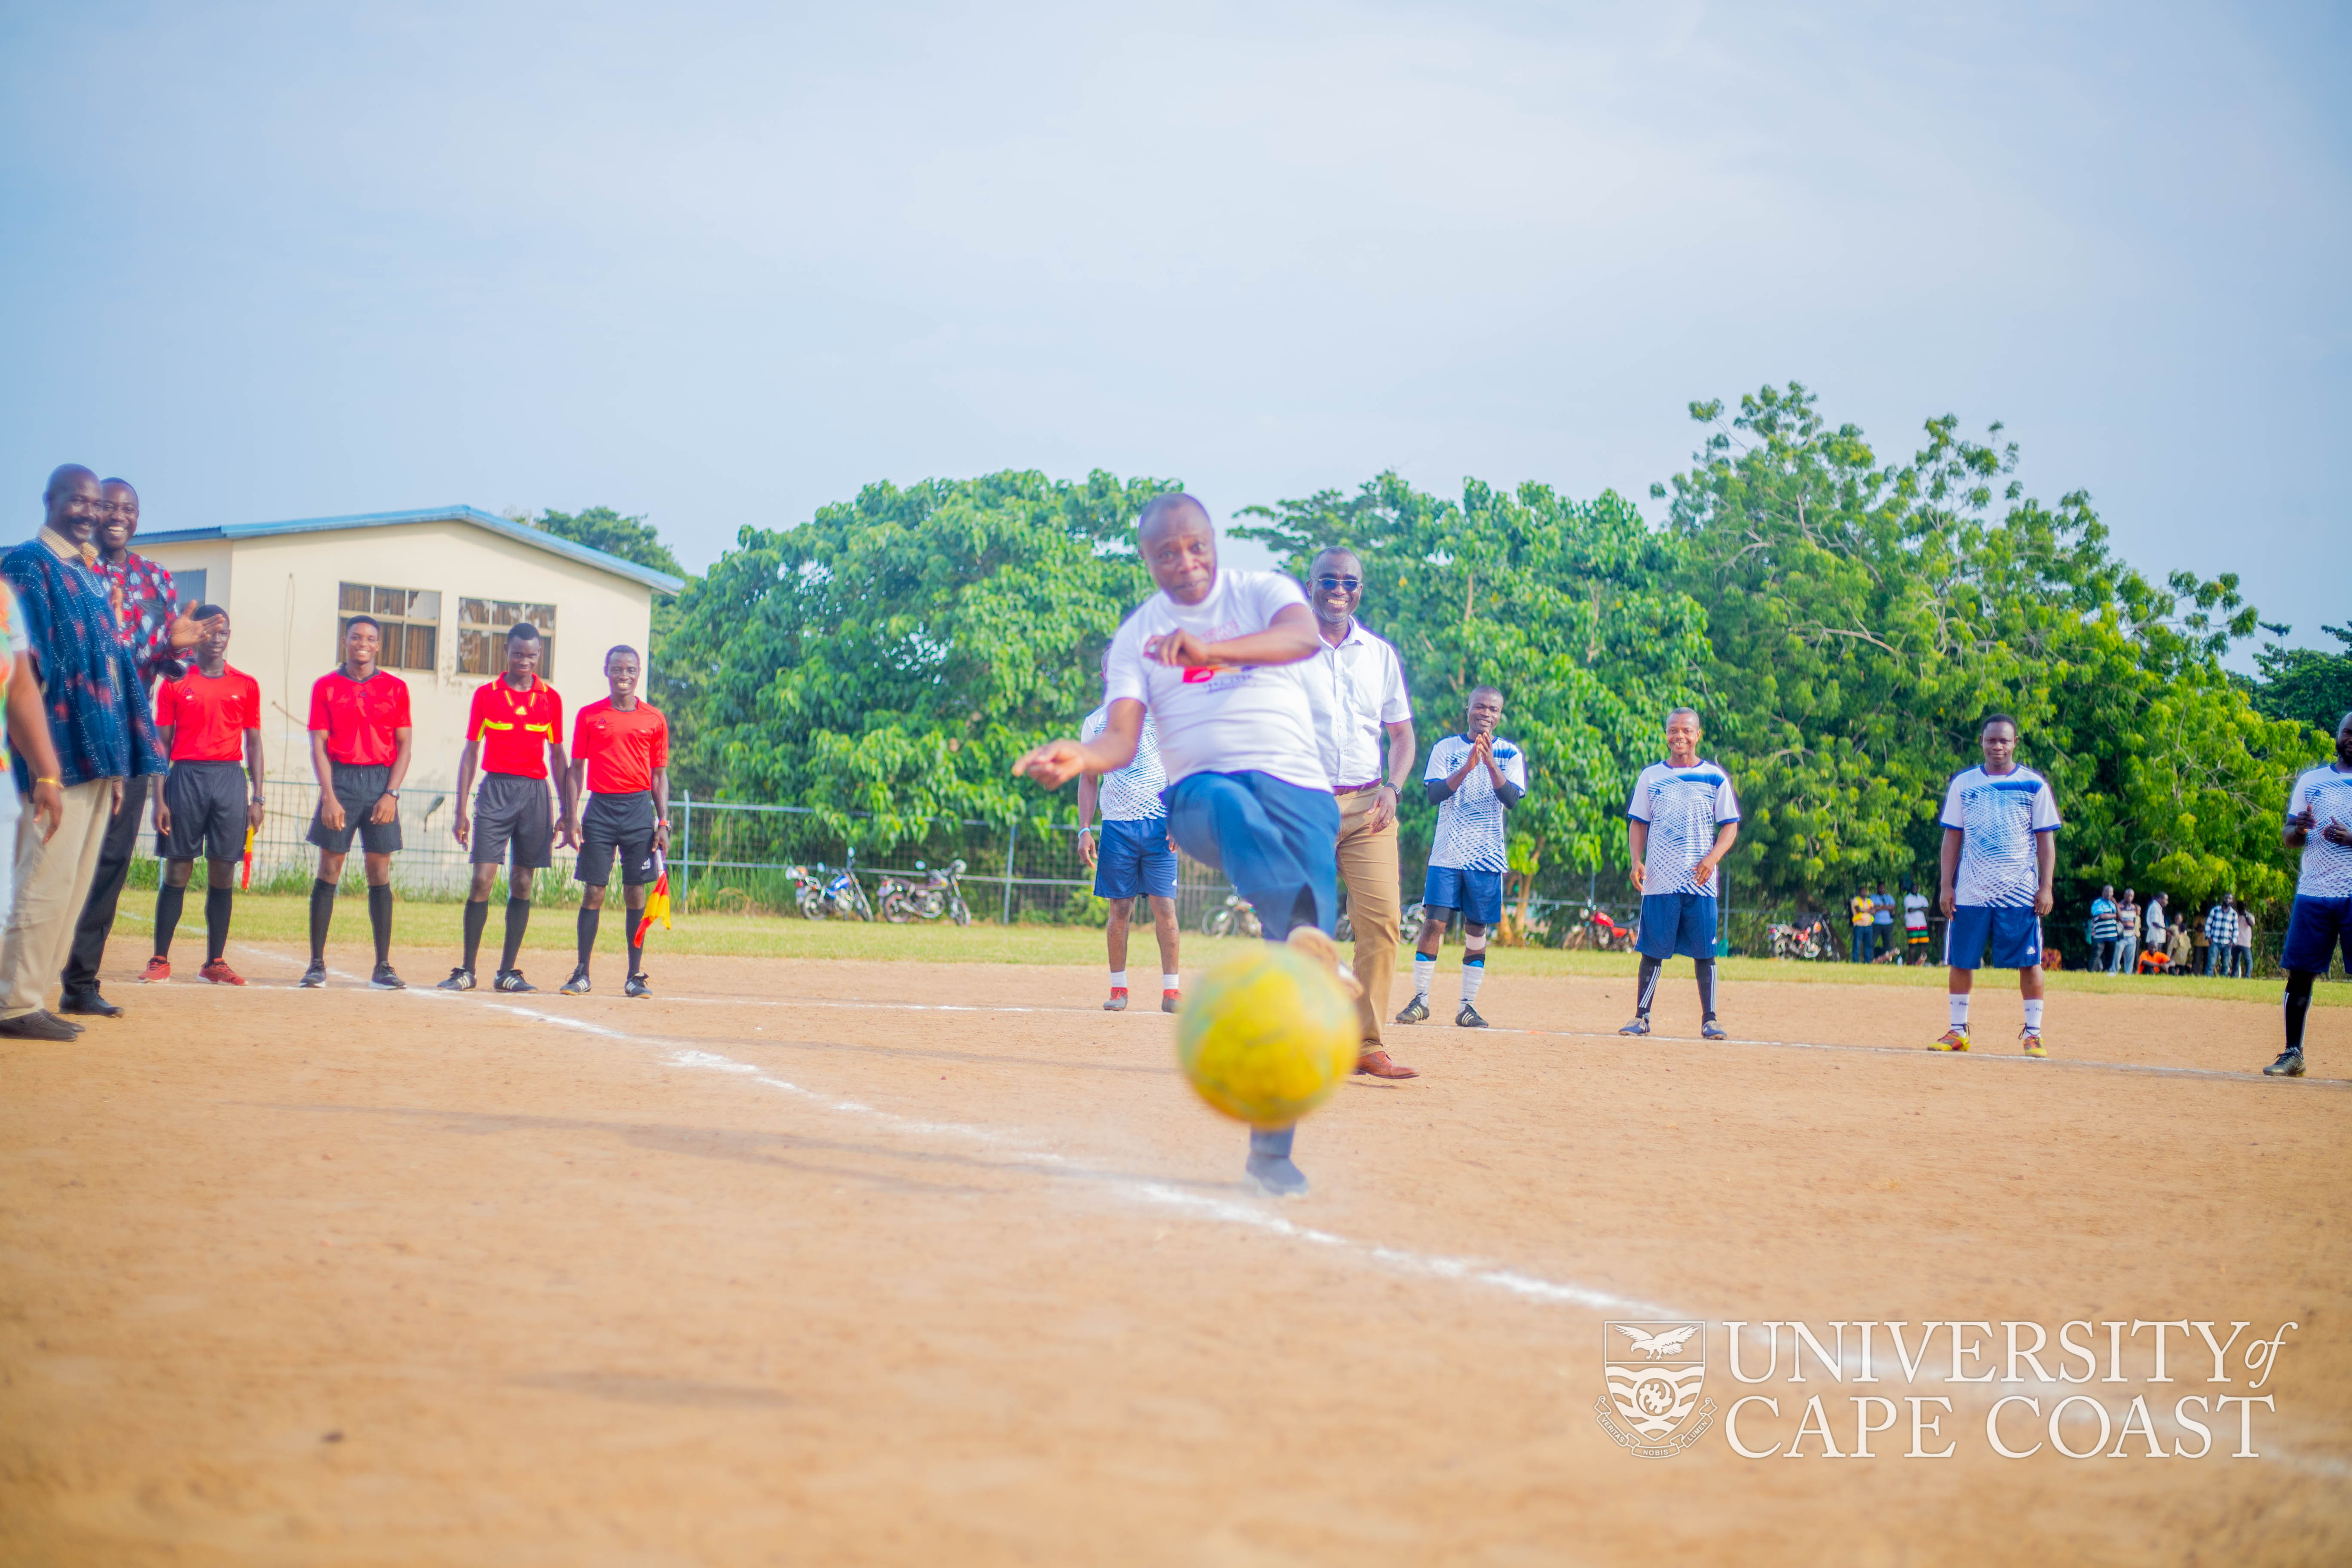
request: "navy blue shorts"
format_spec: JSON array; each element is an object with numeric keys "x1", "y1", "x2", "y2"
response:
[
  {"x1": 1945, "y1": 904, "x2": 2043, "y2": 970},
  {"x1": 1637, "y1": 891, "x2": 1718, "y2": 960},
  {"x1": 2283, "y1": 895, "x2": 2352, "y2": 975},
  {"x1": 1422, "y1": 864, "x2": 1504, "y2": 928},
  {"x1": 1164, "y1": 771, "x2": 1339, "y2": 938},
  {"x1": 1094, "y1": 816, "x2": 1176, "y2": 900}
]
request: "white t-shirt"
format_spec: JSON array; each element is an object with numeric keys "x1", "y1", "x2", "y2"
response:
[
  {"x1": 1424, "y1": 733, "x2": 1526, "y2": 872},
  {"x1": 1904, "y1": 891, "x2": 1930, "y2": 931},
  {"x1": 1625, "y1": 759, "x2": 1740, "y2": 896},
  {"x1": 2288, "y1": 764, "x2": 2352, "y2": 900},
  {"x1": 1299, "y1": 621, "x2": 1412, "y2": 788},
  {"x1": 1080, "y1": 706, "x2": 1167, "y2": 821},
  {"x1": 2144, "y1": 901, "x2": 2168, "y2": 943},
  {"x1": 1103, "y1": 569, "x2": 1328, "y2": 792},
  {"x1": 1940, "y1": 765, "x2": 2062, "y2": 909}
]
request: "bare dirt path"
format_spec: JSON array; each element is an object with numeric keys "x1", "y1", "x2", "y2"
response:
[{"x1": 3, "y1": 946, "x2": 2346, "y2": 1565}]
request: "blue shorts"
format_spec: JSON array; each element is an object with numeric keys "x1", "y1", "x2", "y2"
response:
[
  {"x1": 1094, "y1": 816, "x2": 1176, "y2": 901},
  {"x1": 1422, "y1": 865, "x2": 1504, "y2": 927},
  {"x1": 1163, "y1": 771, "x2": 1339, "y2": 937},
  {"x1": 1945, "y1": 905, "x2": 2043, "y2": 971},
  {"x1": 2283, "y1": 895, "x2": 2352, "y2": 975},
  {"x1": 1637, "y1": 891, "x2": 1718, "y2": 960}
]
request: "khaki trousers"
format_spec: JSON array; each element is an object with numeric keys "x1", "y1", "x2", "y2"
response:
[
  {"x1": 1335, "y1": 786, "x2": 1401, "y2": 1046},
  {"x1": 3, "y1": 779, "x2": 115, "y2": 1018}
]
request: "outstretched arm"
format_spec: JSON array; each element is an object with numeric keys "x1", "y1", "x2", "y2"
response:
[{"x1": 1014, "y1": 698, "x2": 1145, "y2": 790}]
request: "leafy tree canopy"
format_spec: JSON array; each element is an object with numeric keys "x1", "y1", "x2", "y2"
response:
[
  {"x1": 2245, "y1": 622, "x2": 2352, "y2": 741},
  {"x1": 530, "y1": 505, "x2": 685, "y2": 578}
]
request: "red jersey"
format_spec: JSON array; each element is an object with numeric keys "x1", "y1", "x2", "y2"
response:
[
  {"x1": 572, "y1": 698, "x2": 669, "y2": 794},
  {"x1": 155, "y1": 664, "x2": 262, "y2": 763},
  {"x1": 308, "y1": 668, "x2": 411, "y2": 767},
  {"x1": 467, "y1": 676, "x2": 564, "y2": 778}
]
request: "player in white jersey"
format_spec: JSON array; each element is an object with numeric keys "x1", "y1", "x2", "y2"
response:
[
  {"x1": 1077, "y1": 684, "x2": 1180, "y2": 1013},
  {"x1": 2266, "y1": 709, "x2": 2352, "y2": 1077},
  {"x1": 1932, "y1": 714, "x2": 2062, "y2": 1056},
  {"x1": 1617, "y1": 708, "x2": 1739, "y2": 1039},
  {"x1": 1016, "y1": 493, "x2": 1345, "y2": 1197},
  {"x1": 1396, "y1": 686, "x2": 1525, "y2": 1029}
]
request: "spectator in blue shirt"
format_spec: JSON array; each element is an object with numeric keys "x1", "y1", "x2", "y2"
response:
[{"x1": 2088, "y1": 885, "x2": 2121, "y2": 974}]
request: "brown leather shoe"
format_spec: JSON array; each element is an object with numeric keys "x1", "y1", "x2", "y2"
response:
[{"x1": 1355, "y1": 1048, "x2": 1418, "y2": 1079}]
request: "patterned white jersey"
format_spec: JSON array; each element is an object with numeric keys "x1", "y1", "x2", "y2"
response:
[
  {"x1": 1080, "y1": 705, "x2": 1167, "y2": 821},
  {"x1": 1625, "y1": 759, "x2": 1740, "y2": 896},
  {"x1": 1424, "y1": 732, "x2": 1526, "y2": 872},
  {"x1": 2287, "y1": 763, "x2": 2352, "y2": 899},
  {"x1": 1940, "y1": 765, "x2": 2062, "y2": 908}
]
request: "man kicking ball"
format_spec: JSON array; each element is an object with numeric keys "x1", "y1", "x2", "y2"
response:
[
  {"x1": 1077, "y1": 670, "x2": 1181, "y2": 1013},
  {"x1": 443, "y1": 623, "x2": 575, "y2": 993},
  {"x1": 1618, "y1": 707, "x2": 1738, "y2": 1039},
  {"x1": 1932, "y1": 714, "x2": 2061, "y2": 1056},
  {"x1": 144, "y1": 607, "x2": 263, "y2": 984},
  {"x1": 1396, "y1": 686, "x2": 1524, "y2": 1029},
  {"x1": 2267, "y1": 709, "x2": 2352, "y2": 1078},
  {"x1": 561, "y1": 645, "x2": 669, "y2": 998},
  {"x1": 1014, "y1": 492, "x2": 1341, "y2": 1197}
]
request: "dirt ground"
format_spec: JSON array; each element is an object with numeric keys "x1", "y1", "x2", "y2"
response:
[{"x1": 2, "y1": 941, "x2": 2347, "y2": 1566}]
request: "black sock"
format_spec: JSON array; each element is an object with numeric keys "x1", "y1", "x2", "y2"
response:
[
  {"x1": 1695, "y1": 958, "x2": 1718, "y2": 1020},
  {"x1": 462, "y1": 898, "x2": 490, "y2": 970},
  {"x1": 155, "y1": 884, "x2": 187, "y2": 959},
  {"x1": 1635, "y1": 955, "x2": 1662, "y2": 1015},
  {"x1": 309, "y1": 879, "x2": 336, "y2": 965},
  {"x1": 627, "y1": 897, "x2": 645, "y2": 974},
  {"x1": 205, "y1": 886, "x2": 233, "y2": 964},
  {"x1": 576, "y1": 905, "x2": 600, "y2": 968},
  {"x1": 628, "y1": 937, "x2": 644, "y2": 976},
  {"x1": 2285, "y1": 970, "x2": 2315, "y2": 1053},
  {"x1": 368, "y1": 883, "x2": 393, "y2": 965},
  {"x1": 500, "y1": 897, "x2": 531, "y2": 972}
]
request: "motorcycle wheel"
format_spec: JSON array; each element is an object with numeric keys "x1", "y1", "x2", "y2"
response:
[
  {"x1": 1205, "y1": 909, "x2": 1233, "y2": 938},
  {"x1": 881, "y1": 892, "x2": 915, "y2": 924},
  {"x1": 1397, "y1": 903, "x2": 1424, "y2": 944},
  {"x1": 948, "y1": 897, "x2": 970, "y2": 928},
  {"x1": 797, "y1": 890, "x2": 825, "y2": 920}
]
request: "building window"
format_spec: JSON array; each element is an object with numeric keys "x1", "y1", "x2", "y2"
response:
[
  {"x1": 338, "y1": 583, "x2": 440, "y2": 671},
  {"x1": 173, "y1": 569, "x2": 209, "y2": 611},
  {"x1": 457, "y1": 598, "x2": 557, "y2": 676}
]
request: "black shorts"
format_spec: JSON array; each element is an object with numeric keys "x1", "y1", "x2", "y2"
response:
[
  {"x1": 307, "y1": 764, "x2": 403, "y2": 854},
  {"x1": 576, "y1": 791, "x2": 658, "y2": 887},
  {"x1": 471, "y1": 772, "x2": 554, "y2": 869},
  {"x1": 156, "y1": 760, "x2": 248, "y2": 862}
]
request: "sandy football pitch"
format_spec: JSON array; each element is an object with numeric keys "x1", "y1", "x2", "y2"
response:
[{"x1": 2, "y1": 940, "x2": 2347, "y2": 1565}]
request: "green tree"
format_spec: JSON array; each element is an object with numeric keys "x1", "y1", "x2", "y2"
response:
[
  {"x1": 532, "y1": 506, "x2": 685, "y2": 577},
  {"x1": 656, "y1": 470, "x2": 1170, "y2": 839},
  {"x1": 1240, "y1": 475, "x2": 1710, "y2": 925},
  {"x1": 2245, "y1": 623, "x2": 2352, "y2": 739}
]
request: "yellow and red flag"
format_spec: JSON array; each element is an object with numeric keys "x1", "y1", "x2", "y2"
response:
[
  {"x1": 634, "y1": 854, "x2": 672, "y2": 948},
  {"x1": 240, "y1": 827, "x2": 255, "y2": 890}
]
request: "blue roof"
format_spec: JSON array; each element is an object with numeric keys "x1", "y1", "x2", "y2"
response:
[{"x1": 135, "y1": 505, "x2": 686, "y2": 594}]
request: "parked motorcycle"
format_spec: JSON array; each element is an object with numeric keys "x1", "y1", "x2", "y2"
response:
[
  {"x1": 1561, "y1": 905, "x2": 1635, "y2": 952},
  {"x1": 877, "y1": 859, "x2": 972, "y2": 926},
  {"x1": 1204, "y1": 894, "x2": 1262, "y2": 939},
  {"x1": 790, "y1": 861, "x2": 873, "y2": 921},
  {"x1": 1398, "y1": 900, "x2": 1426, "y2": 945},
  {"x1": 1767, "y1": 919, "x2": 1834, "y2": 961}
]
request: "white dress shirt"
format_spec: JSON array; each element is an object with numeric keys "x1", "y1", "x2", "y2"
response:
[{"x1": 1300, "y1": 620, "x2": 1412, "y2": 789}]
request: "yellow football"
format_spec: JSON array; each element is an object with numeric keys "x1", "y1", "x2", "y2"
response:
[{"x1": 1176, "y1": 944, "x2": 1359, "y2": 1128}]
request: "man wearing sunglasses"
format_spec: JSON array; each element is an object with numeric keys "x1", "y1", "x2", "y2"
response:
[{"x1": 1300, "y1": 547, "x2": 1419, "y2": 1078}]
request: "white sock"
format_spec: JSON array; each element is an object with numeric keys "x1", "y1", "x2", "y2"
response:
[
  {"x1": 1461, "y1": 955, "x2": 1486, "y2": 1003},
  {"x1": 1413, "y1": 956, "x2": 1434, "y2": 999},
  {"x1": 1109, "y1": 970, "x2": 1127, "y2": 989},
  {"x1": 1949, "y1": 994, "x2": 1971, "y2": 1029},
  {"x1": 1161, "y1": 973, "x2": 1180, "y2": 991},
  {"x1": 2024, "y1": 998, "x2": 2044, "y2": 1030}
]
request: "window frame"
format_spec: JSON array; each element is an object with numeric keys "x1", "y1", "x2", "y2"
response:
[{"x1": 336, "y1": 582, "x2": 441, "y2": 673}]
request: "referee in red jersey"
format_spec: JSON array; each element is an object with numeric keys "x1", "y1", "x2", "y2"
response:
[
  {"x1": 561, "y1": 645, "x2": 670, "y2": 996},
  {"x1": 304, "y1": 616, "x2": 413, "y2": 989},
  {"x1": 143, "y1": 607, "x2": 263, "y2": 985},
  {"x1": 443, "y1": 623, "x2": 575, "y2": 992}
]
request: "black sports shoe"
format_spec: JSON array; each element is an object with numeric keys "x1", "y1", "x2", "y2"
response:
[
  {"x1": 559, "y1": 967, "x2": 591, "y2": 995},
  {"x1": 623, "y1": 972, "x2": 651, "y2": 998},
  {"x1": 299, "y1": 963, "x2": 328, "y2": 989},
  {"x1": 2264, "y1": 1047, "x2": 2306, "y2": 1078},
  {"x1": 1393, "y1": 996, "x2": 1430, "y2": 1025},
  {"x1": 493, "y1": 969, "x2": 536, "y2": 994},
  {"x1": 1702, "y1": 1018, "x2": 1728, "y2": 1041},
  {"x1": 370, "y1": 963, "x2": 405, "y2": 990},
  {"x1": 438, "y1": 967, "x2": 476, "y2": 991},
  {"x1": 1455, "y1": 1002, "x2": 1488, "y2": 1029},
  {"x1": 1617, "y1": 1015, "x2": 1650, "y2": 1036}
]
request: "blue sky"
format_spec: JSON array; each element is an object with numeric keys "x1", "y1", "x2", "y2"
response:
[{"x1": 3, "y1": 1, "x2": 2345, "y2": 661}]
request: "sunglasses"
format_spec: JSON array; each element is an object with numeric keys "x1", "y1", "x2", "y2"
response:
[{"x1": 1314, "y1": 576, "x2": 1362, "y2": 592}]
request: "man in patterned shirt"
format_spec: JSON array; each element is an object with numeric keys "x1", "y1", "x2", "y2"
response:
[
  {"x1": 1396, "y1": 686, "x2": 1525, "y2": 1029},
  {"x1": 62, "y1": 478, "x2": 206, "y2": 1016},
  {"x1": 1076, "y1": 662, "x2": 1181, "y2": 1014},
  {"x1": 1618, "y1": 708, "x2": 1739, "y2": 1039},
  {"x1": 1932, "y1": 714, "x2": 2062, "y2": 1057},
  {"x1": 2203, "y1": 896, "x2": 2239, "y2": 977},
  {"x1": 2267, "y1": 710, "x2": 2352, "y2": 1077}
]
